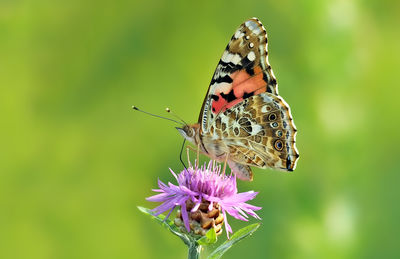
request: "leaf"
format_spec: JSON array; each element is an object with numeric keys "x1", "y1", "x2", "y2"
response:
[
  {"x1": 137, "y1": 206, "x2": 175, "y2": 228},
  {"x1": 137, "y1": 206, "x2": 195, "y2": 246},
  {"x1": 207, "y1": 223, "x2": 261, "y2": 259},
  {"x1": 197, "y1": 228, "x2": 217, "y2": 246}
]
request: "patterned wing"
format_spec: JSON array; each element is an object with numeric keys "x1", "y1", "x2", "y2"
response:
[
  {"x1": 209, "y1": 92, "x2": 299, "y2": 172},
  {"x1": 199, "y1": 18, "x2": 279, "y2": 133}
]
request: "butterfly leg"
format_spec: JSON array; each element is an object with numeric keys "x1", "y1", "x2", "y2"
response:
[
  {"x1": 186, "y1": 145, "x2": 200, "y2": 155},
  {"x1": 222, "y1": 153, "x2": 229, "y2": 174},
  {"x1": 186, "y1": 145, "x2": 197, "y2": 152},
  {"x1": 184, "y1": 144, "x2": 200, "y2": 167},
  {"x1": 197, "y1": 143, "x2": 201, "y2": 167},
  {"x1": 186, "y1": 146, "x2": 191, "y2": 167}
]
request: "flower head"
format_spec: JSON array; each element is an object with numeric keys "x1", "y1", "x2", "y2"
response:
[{"x1": 147, "y1": 161, "x2": 261, "y2": 237}]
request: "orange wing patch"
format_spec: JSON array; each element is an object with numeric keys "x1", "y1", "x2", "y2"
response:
[{"x1": 211, "y1": 66, "x2": 267, "y2": 114}]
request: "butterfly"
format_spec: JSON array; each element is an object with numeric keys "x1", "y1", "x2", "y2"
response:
[{"x1": 177, "y1": 18, "x2": 299, "y2": 181}]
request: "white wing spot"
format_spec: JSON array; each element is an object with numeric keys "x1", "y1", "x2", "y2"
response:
[
  {"x1": 221, "y1": 52, "x2": 231, "y2": 62},
  {"x1": 231, "y1": 54, "x2": 241, "y2": 64},
  {"x1": 252, "y1": 125, "x2": 262, "y2": 135},
  {"x1": 261, "y1": 93, "x2": 272, "y2": 102},
  {"x1": 220, "y1": 50, "x2": 229, "y2": 62},
  {"x1": 221, "y1": 115, "x2": 230, "y2": 126},
  {"x1": 245, "y1": 35, "x2": 250, "y2": 40},
  {"x1": 247, "y1": 51, "x2": 256, "y2": 61},
  {"x1": 245, "y1": 20, "x2": 257, "y2": 30},
  {"x1": 249, "y1": 42, "x2": 254, "y2": 48},
  {"x1": 221, "y1": 52, "x2": 241, "y2": 65},
  {"x1": 261, "y1": 105, "x2": 268, "y2": 113},
  {"x1": 234, "y1": 29, "x2": 243, "y2": 39},
  {"x1": 245, "y1": 21, "x2": 262, "y2": 34}
]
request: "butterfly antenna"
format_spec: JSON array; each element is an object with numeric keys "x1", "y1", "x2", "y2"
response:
[
  {"x1": 132, "y1": 106, "x2": 184, "y2": 126},
  {"x1": 179, "y1": 139, "x2": 187, "y2": 171},
  {"x1": 186, "y1": 146, "x2": 191, "y2": 168},
  {"x1": 166, "y1": 107, "x2": 187, "y2": 125}
]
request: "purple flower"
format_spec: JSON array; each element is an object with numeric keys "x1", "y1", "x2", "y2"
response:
[{"x1": 147, "y1": 161, "x2": 261, "y2": 237}]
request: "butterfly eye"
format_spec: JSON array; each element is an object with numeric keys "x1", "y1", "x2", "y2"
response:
[
  {"x1": 268, "y1": 113, "x2": 276, "y2": 121},
  {"x1": 274, "y1": 140, "x2": 284, "y2": 151},
  {"x1": 184, "y1": 126, "x2": 194, "y2": 137}
]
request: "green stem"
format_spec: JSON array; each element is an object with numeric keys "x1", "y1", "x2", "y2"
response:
[{"x1": 188, "y1": 242, "x2": 201, "y2": 259}]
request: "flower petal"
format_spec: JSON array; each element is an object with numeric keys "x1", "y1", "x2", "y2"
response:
[{"x1": 180, "y1": 199, "x2": 190, "y2": 232}]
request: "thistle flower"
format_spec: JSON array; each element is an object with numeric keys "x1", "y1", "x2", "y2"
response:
[{"x1": 147, "y1": 161, "x2": 261, "y2": 237}]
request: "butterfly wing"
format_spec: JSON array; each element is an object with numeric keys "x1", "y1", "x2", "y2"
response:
[
  {"x1": 210, "y1": 92, "x2": 299, "y2": 179},
  {"x1": 198, "y1": 18, "x2": 278, "y2": 133}
]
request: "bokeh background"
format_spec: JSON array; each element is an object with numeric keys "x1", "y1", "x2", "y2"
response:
[{"x1": 1, "y1": 0, "x2": 400, "y2": 258}]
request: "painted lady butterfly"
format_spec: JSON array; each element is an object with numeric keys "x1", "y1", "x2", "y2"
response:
[{"x1": 177, "y1": 18, "x2": 299, "y2": 181}]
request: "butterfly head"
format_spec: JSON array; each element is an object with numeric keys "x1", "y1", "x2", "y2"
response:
[{"x1": 176, "y1": 124, "x2": 200, "y2": 145}]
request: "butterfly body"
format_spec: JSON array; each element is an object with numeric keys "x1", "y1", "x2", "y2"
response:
[{"x1": 178, "y1": 18, "x2": 299, "y2": 181}]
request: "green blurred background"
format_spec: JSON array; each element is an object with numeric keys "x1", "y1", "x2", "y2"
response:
[{"x1": 1, "y1": 0, "x2": 400, "y2": 258}]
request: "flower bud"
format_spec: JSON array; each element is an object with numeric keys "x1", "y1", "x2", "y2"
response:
[{"x1": 175, "y1": 199, "x2": 224, "y2": 236}]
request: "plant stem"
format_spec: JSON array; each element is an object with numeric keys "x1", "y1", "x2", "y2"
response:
[{"x1": 188, "y1": 242, "x2": 201, "y2": 259}]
